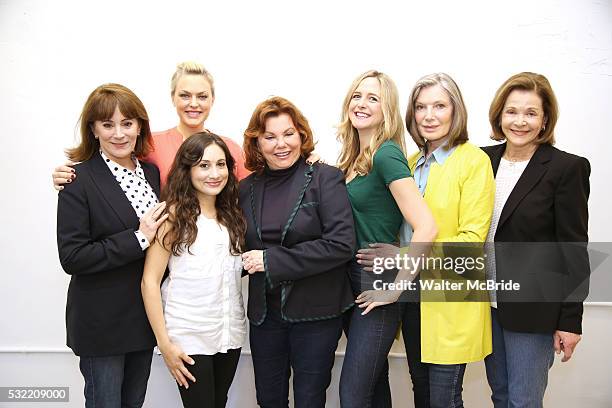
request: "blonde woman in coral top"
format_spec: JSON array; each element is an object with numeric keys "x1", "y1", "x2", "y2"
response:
[{"x1": 52, "y1": 61, "x2": 249, "y2": 190}]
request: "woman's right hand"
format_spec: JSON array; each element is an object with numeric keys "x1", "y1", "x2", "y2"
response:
[
  {"x1": 52, "y1": 162, "x2": 76, "y2": 191},
  {"x1": 305, "y1": 151, "x2": 325, "y2": 165},
  {"x1": 138, "y1": 202, "x2": 169, "y2": 243},
  {"x1": 158, "y1": 341, "x2": 196, "y2": 388},
  {"x1": 355, "y1": 288, "x2": 402, "y2": 315}
]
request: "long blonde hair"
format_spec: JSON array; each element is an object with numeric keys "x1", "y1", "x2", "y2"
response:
[{"x1": 337, "y1": 70, "x2": 405, "y2": 176}]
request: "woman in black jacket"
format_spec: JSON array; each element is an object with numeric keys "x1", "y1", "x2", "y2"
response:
[
  {"x1": 57, "y1": 83, "x2": 167, "y2": 408},
  {"x1": 239, "y1": 96, "x2": 355, "y2": 408},
  {"x1": 483, "y1": 72, "x2": 590, "y2": 408}
]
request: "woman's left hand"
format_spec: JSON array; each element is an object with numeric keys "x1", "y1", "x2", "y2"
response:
[
  {"x1": 357, "y1": 243, "x2": 400, "y2": 272},
  {"x1": 554, "y1": 330, "x2": 581, "y2": 362},
  {"x1": 242, "y1": 250, "x2": 265, "y2": 274},
  {"x1": 355, "y1": 289, "x2": 402, "y2": 315}
]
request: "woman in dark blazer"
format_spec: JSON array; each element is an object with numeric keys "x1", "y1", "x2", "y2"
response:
[
  {"x1": 57, "y1": 83, "x2": 168, "y2": 408},
  {"x1": 482, "y1": 72, "x2": 590, "y2": 408},
  {"x1": 239, "y1": 96, "x2": 355, "y2": 408}
]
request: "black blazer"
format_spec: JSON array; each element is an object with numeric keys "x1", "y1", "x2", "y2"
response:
[
  {"x1": 482, "y1": 143, "x2": 590, "y2": 334},
  {"x1": 239, "y1": 159, "x2": 355, "y2": 325},
  {"x1": 57, "y1": 153, "x2": 158, "y2": 356}
]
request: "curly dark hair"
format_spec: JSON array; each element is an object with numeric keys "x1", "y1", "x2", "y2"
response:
[{"x1": 162, "y1": 132, "x2": 246, "y2": 256}]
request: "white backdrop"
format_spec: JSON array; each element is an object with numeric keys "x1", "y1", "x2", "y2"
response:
[{"x1": 1, "y1": 0, "x2": 611, "y2": 406}]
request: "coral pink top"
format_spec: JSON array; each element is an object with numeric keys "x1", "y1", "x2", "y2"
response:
[{"x1": 144, "y1": 128, "x2": 250, "y2": 190}]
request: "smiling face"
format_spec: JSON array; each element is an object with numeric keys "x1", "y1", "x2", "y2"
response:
[
  {"x1": 348, "y1": 76, "x2": 384, "y2": 136},
  {"x1": 190, "y1": 143, "x2": 229, "y2": 200},
  {"x1": 92, "y1": 106, "x2": 140, "y2": 168},
  {"x1": 258, "y1": 113, "x2": 302, "y2": 170},
  {"x1": 414, "y1": 84, "x2": 453, "y2": 150},
  {"x1": 501, "y1": 89, "x2": 546, "y2": 150},
  {"x1": 172, "y1": 74, "x2": 214, "y2": 132}
]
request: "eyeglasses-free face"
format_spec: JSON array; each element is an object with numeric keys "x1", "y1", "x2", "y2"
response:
[
  {"x1": 190, "y1": 143, "x2": 229, "y2": 200},
  {"x1": 172, "y1": 74, "x2": 214, "y2": 132},
  {"x1": 92, "y1": 106, "x2": 140, "y2": 169},
  {"x1": 257, "y1": 113, "x2": 302, "y2": 170},
  {"x1": 501, "y1": 89, "x2": 546, "y2": 150},
  {"x1": 349, "y1": 76, "x2": 384, "y2": 136},
  {"x1": 414, "y1": 84, "x2": 454, "y2": 151}
]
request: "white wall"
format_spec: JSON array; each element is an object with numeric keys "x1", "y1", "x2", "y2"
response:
[{"x1": 0, "y1": 0, "x2": 611, "y2": 406}]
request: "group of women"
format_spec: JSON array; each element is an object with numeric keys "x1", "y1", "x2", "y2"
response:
[{"x1": 54, "y1": 61, "x2": 590, "y2": 408}]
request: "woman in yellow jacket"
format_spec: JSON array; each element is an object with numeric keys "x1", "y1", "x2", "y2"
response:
[
  {"x1": 359, "y1": 73, "x2": 494, "y2": 408},
  {"x1": 405, "y1": 72, "x2": 494, "y2": 408}
]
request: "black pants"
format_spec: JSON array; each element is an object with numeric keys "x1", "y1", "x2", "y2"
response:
[
  {"x1": 402, "y1": 302, "x2": 430, "y2": 408},
  {"x1": 177, "y1": 348, "x2": 241, "y2": 408}
]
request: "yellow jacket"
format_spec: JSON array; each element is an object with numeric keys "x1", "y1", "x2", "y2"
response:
[{"x1": 408, "y1": 142, "x2": 494, "y2": 364}]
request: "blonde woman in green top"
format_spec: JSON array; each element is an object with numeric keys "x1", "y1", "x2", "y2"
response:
[{"x1": 337, "y1": 70, "x2": 437, "y2": 408}]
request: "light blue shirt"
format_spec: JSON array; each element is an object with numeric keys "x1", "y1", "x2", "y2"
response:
[{"x1": 399, "y1": 142, "x2": 457, "y2": 245}]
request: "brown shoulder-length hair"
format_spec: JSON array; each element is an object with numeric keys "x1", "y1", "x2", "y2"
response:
[
  {"x1": 67, "y1": 83, "x2": 152, "y2": 162},
  {"x1": 489, "y1": 72, "x2": 558, "y2": 145},
  {"x1": 243, "y1": 96, "x2": 315, "y2": 172},
  {"x1": 405, "y1": 73, "x2": 468, "y2": 152},
  {"x1": 162, "y1": 132, "x2": 246, "y2": 256}
]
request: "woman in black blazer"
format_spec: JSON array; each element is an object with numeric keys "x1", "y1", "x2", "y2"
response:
[
  {"x1": 482, "y1": 72, "x2": 590, "y2": 408},
  {"x1": 57, "y1": 84, "x2": 168, "y2": 408},
  {"x1": 239, "y1": 96, "x2": 355, "y2": 408}
]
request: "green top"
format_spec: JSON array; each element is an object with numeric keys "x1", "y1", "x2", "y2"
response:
[{"x1": 347, "y1": 141, "x2": 412, "y2": 249}]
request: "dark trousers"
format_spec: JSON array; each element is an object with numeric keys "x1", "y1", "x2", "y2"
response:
[
  {"x1": 249, "y1": 305, "x2": 343, "y2": 408},
  {"x1": 402, "y1": 302, "x2": 430, "y2": 408},
  {"x1": 403, "y1": 302, "x2": 468, "y2": 408},
  {"x1": 429, "y1": 363, "x2": 466, "y2": 408},
  {"x1": 79, "y1": 348, "x2": 152, "y2": 408},
  {"x1": 177, "y1": 349, "x2": 242, "y2": 408}
]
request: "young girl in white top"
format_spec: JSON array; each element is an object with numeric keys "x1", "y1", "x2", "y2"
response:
[{"x1": 141, "y1": 132, "x2": 247, "y2": 408}]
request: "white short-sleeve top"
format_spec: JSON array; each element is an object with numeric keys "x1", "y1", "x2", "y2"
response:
[{"x1": 161, "y1": 215, "x2": 246, "y2": 355}]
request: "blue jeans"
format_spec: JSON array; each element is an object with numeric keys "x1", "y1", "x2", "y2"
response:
[
  {"x1": 79, "y1": 349, "x2": 153, "y2": 408},
  {"x1": 249, "y1": 303, "x2": 342, "y2": 408},
  {"x1": 339, "y1": 262, "x2": 404, "y2": 408},
  {"x1": 484, "y1": 308, "x2": 554, "y2": 408}
]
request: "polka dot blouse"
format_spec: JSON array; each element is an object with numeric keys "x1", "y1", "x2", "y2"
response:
[{"x1": 100, "y1": 150, "x2": 159, "y2": 250}]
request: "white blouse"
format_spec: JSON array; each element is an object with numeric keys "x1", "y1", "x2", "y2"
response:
[
  {"x1": 161, "y1": 215, "x2": 246, "y2": 355},
  {"x1": 486, "y1": 157, "x2": 530, "y2": 307}
]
